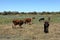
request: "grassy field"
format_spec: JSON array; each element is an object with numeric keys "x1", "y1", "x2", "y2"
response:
[{"x1": 0, "y1": 14, "x2": 60, "y2": 40}]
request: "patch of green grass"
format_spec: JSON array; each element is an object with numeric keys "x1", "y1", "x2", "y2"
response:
[{"x1": 0, "y1": 14, "x2": 60, "y2": 24}]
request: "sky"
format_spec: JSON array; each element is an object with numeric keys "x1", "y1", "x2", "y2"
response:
[{"x1": 0, "y1": 0, "x2": 60, "y2": 12}]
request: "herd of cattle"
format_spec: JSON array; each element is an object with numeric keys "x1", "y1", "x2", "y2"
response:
[
  {"x1": 12, "y1": 18, "x2": 32, "y2": 28},
  {"x1": 12, "y1": 17, "x2": 50, "y2": 33}
]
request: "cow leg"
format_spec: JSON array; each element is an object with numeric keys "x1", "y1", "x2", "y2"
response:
[
  {"x1": 44, "y1": 26, "x2": 49, "y2": 33},
  {"x1": 44, "y1": 26, "x2": 46, "y2": 33},
  {"x1": 29, "y1": 22, "x2": 32, "y2": 25},
  {"x1": 19, "y1": 25, "x2": 23, "y2": 28},
  {"x1": 46, "y1": 27, "x2": 49, "y2": 33},
  {"x1": 25, "y1": 22, "x2": 27, "y2": 24},
  {"x1": 12, "y1": 24, "x2": 16, "y2": 29}
]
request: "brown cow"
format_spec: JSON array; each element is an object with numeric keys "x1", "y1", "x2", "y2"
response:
[
  {"x1": 12, "y1": 19, "x2": 24, "y2": 28},
  {"x1": 24, "y1": 18, "x2": 32, "y2": 25}
]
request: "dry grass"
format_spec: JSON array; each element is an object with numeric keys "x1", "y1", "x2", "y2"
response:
[
  {"x1": 0, "y1": 14, "x2": 60, "y2": 40},
  {"x1": 0, "y1": 22, "x2": 60, "y2": 40}
]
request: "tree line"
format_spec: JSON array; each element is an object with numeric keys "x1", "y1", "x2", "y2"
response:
[{"x1": 0, "y1": 11, "x2": 60, "y2": 15}]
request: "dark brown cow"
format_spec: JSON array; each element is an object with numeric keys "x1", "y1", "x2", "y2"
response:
[
  {"x1": 44, "y1": 21, "x2": 49, "y2": 33},
  {"x1": 12, "y1": 19, "x2": 24, "y2": 28},
  {"x1": 39, "y1": 17, "x2": 44, "y2": 21},
  {"x1": 24, "y1": 18, "x2": 32, "y2": 25}
]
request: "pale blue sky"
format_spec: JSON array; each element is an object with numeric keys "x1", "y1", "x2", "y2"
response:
[{"x1": 0, "y1": 0, "x2": 60, "y2": 12}]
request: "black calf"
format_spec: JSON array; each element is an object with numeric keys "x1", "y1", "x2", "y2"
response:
[
  {"x1": 39, "y1": 18, "x2": 44, "y2": 21},
  {"x1": 44, "y1": 21, "x2": 49, "y2": 33}
]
